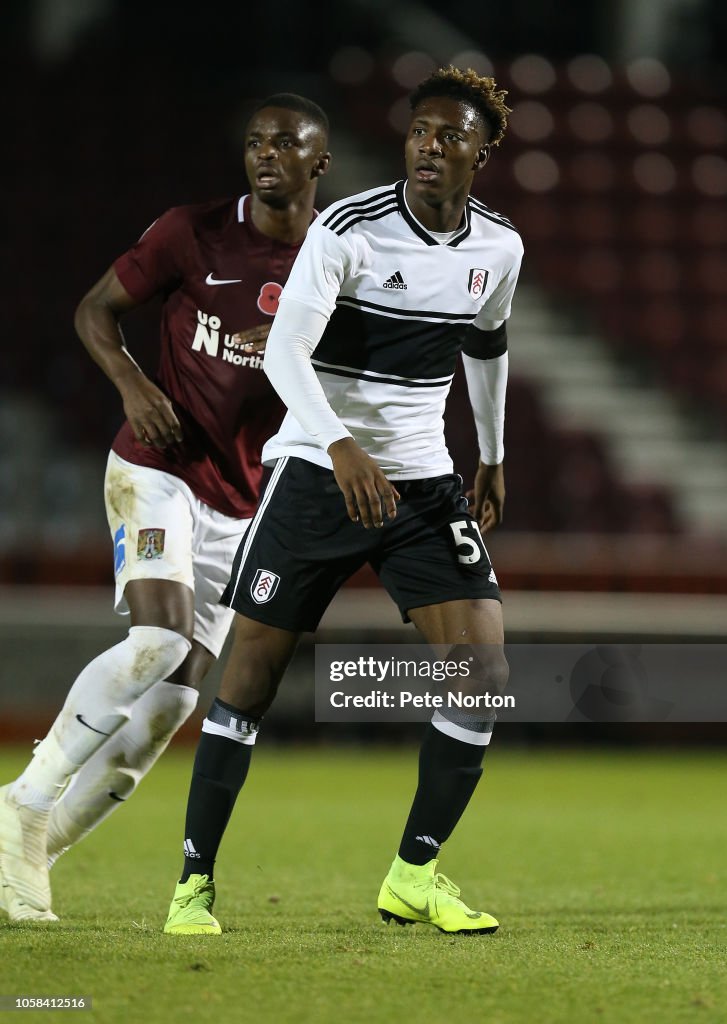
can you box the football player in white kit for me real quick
[163,67,522,937]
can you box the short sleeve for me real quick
[113,207,188,303]
[473,237,524,328]
[278,218,354,319]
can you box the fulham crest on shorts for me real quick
[251,569,280,604]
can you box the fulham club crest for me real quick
[468,268,489,299]
[250,568,281,604]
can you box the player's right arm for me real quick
[74,267,182,448]
[262,220,398,529]
[264,298,399,529]
[75,208,192,447]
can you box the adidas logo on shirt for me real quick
[383,271,407,290]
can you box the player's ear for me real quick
[473,144,490,172]
[312,152,331,179]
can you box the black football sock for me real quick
[180,702,259,882]
[397,723,488,866]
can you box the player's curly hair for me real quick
[409,67,511,146]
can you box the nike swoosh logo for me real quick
[205,273,242,286]
[387,885,429,917]
[75,714,111,736]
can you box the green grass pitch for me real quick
[1,745,725,1024]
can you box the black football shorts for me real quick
[221,456,501,632]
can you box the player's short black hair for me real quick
[409,67,511,146]
[251,93,329,142]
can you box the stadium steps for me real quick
[509,285,727,536]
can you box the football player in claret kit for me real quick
[0,95,331,923]
[163,67,523,936]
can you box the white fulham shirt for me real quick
[262,180,523,479]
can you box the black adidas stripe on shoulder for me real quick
[469,196,515,223]
[329,200,399,236]
[469,198,519,234]
[322,188,397,231]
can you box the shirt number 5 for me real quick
[448,519,486,564]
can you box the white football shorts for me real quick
[104,450,249,658]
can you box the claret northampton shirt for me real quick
[113,195,310,518]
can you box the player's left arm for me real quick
[464,238,524,532]
[462,320,508,533]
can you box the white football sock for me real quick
[47,681,198,860]
[11,627,190,809]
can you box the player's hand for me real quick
[231,324,271,354]
[473,461,505,533]
[328,437,400,529]
[118,375,183,448]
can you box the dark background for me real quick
[2,0,726,740]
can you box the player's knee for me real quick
[221,620,292,712]
[487,650,510,694]
[469,648,509,696]
[220,674,280,718]
[126,626,192,686]
[167,650,215,689]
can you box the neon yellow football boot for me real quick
[378,855,498,934]
[163,874,222,935]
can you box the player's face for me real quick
[245,108,329,205]
[405,97,490,206]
